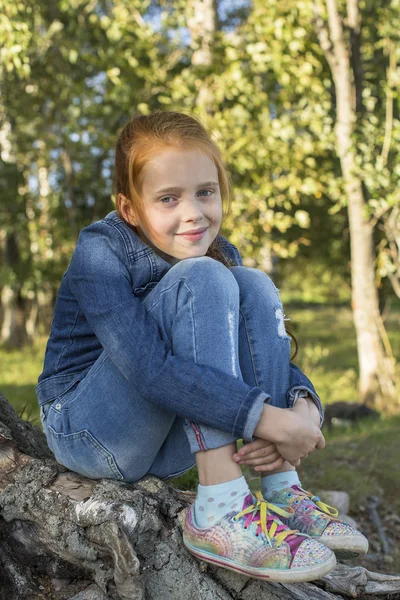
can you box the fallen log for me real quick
[0,392,399,600]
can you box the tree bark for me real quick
[0,233,28,349]
[1,392,400,600]
[312,0,398,412]
[186,0,217,114]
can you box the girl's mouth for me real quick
[178,227,208,241]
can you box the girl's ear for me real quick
[117,193,137,226]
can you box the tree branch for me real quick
[381,39,396,165]
[346,0,364,113]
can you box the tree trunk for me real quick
[0,231,29,349]
[0,285,28,349]
[313,0,398,412]
[186,0,217,114]
[1,392,400,600]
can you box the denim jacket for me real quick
[36,210,323,441]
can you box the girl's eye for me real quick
[159,190,214,204]
[160,196,176,204]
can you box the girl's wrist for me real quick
[253,404,291,444]
[304,395,321,427]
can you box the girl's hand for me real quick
[253,400,325,466]
[232,439,285,473]
[276,399,325,465]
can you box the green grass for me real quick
[288,305,400,406]
[0,336,47,424]
[299,415,400,511]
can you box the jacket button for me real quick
[55,403,62,410]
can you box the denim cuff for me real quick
[287,386,324,427]
[242,392,271,443]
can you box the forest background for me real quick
[0,0,400,571]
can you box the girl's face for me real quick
[133,147,223,264]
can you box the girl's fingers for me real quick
[238,451,281,466]
[235,439,275,458]
[254,456,285,473]
[237,447,278,462]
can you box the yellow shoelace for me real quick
[233,491,299,547]
[296,489,339,517]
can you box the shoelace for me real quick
[293,488,339,517]
[233,491,299,547]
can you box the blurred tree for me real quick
[312,0,398,409]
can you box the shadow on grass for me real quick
[1,384,40,425]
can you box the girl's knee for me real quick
[230,266,281,305]
[171,256,239,294]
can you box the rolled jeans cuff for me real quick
[242,392,271,443]
[287,386,324,427]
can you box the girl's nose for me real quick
[183,198,204,222]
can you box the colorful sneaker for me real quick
[266,485,369,560]
[182,491,336,582]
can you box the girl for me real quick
[37,111,367,583]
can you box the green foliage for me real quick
[0,0,399,327]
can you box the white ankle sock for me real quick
[261,470,301,498]
[194,475,250,528]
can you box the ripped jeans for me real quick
[40,258,319,483]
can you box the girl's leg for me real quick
[147,261,303,482]
[141,257,244,485]
[41,352,196,482]
[227,268,369,558]
[230,266,296,477]
[154,262,337,578]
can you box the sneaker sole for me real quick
[319,535,369,560]
[183,538,337,582]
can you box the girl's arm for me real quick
[68,222,270,441]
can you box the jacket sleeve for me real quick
[68,223,270,440]
[215,235,243,266]
[286,362,324,427]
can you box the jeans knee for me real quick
[231,266,281,305]
[171,256,239,298]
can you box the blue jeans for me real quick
[40,259,299,483]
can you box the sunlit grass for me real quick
[289,306,400,406]
[0,336,47,424]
